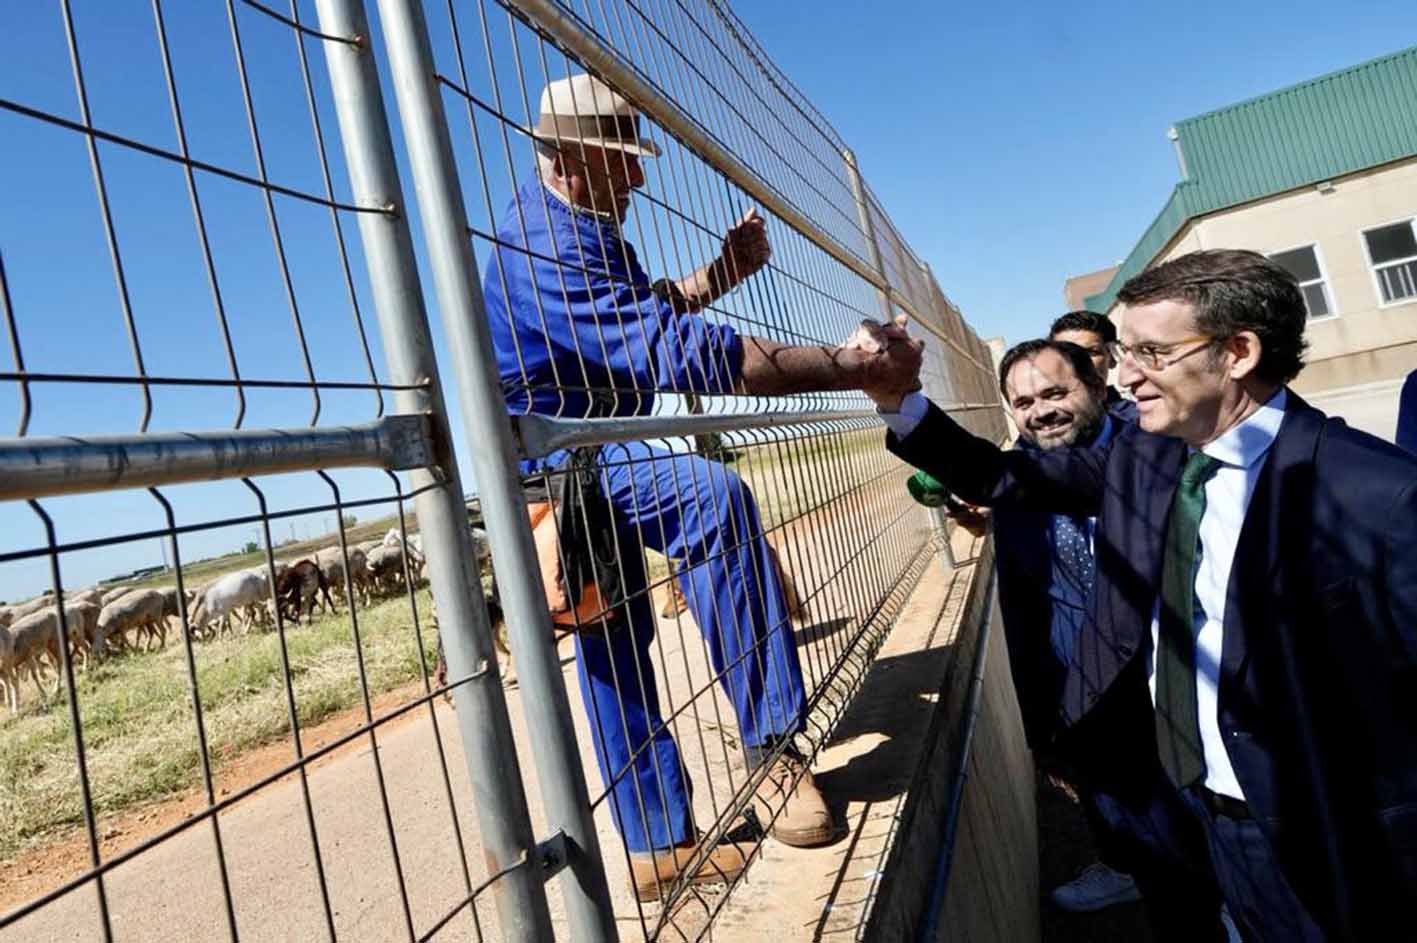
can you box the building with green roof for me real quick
[1082,44,1417,439]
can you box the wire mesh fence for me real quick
[0,2,549,940]
[399,0,1006,938]
[1,1,1004,941]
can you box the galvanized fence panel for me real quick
[0,2,548,940]
[374,0,1006,939]
[1,1,1004,941]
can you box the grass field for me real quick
[0,588,439,862]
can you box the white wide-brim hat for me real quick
[532,73,661,158]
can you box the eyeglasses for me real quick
[1106,336,1216,370]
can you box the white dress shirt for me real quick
[878,390,930,439]
[1148,389,1287,801]
[881,387,1291,800]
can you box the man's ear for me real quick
[1224,330,1263,381]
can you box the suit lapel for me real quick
[1221,392,1325,683]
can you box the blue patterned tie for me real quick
[1052,515,1095,597]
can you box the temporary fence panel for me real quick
[370,0,1006,940]
[0,2,550,941]
[0,1,1005,942]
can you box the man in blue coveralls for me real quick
[481,73,920,901]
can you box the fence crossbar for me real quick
[0,415,433,500]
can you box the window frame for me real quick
[1267,240,1338,321]
[1359,216,1417,310]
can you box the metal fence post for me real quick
[312,1,554,938]
[842,148,894,322]
[370,1,619,940]
[845,149,957,567]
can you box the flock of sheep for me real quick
[0,530,427,715]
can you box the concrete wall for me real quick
[864,539,1040,942]
[1107,156,1417,441]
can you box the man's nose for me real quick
[1118,353,1144,390]
[628,158,645,189]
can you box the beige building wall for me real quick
[1106,155,1417,440]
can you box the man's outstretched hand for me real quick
[720,207,771,281]
[842,315,923,410]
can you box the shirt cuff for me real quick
[877,391,929,438]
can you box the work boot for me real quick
[629,838,748,902]
[752,750,837,847]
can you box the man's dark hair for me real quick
[1116,249,1308,384]
[997,339,1104,398]
[1048,310,1117,345]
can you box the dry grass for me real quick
[0,589,438,862]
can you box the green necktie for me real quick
[1155,450,1222,788]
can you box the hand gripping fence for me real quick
[0,2,1005,941]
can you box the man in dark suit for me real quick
[987,339,1229,935]
[866,250,1417,942]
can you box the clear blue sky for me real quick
[736,0,1417,344]
[2,1,1415,601]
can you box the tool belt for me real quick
[526,447,623,630]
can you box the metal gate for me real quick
[0,2,1004,941]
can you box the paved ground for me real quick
[1,515,943,942]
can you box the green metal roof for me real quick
[1086,44,1417,313]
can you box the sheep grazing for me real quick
[63,602,102,671]
[314,546,372,609]
[365,544,408,596]
[100,586,135,607]
[2,608,65,709]
[95,590,167,658]
[8,595,53,622]
[190,570,270,637]
[0,625,13,713]
[67,588,104,609]
[274,560,333,625]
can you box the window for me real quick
[1268,244,1333,318]
[1363,219,1417,305]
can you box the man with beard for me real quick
[947,339,1227,938]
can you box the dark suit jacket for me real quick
[888,391,1417,941]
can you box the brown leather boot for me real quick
[629,839,748,902]
[752,752,837,847]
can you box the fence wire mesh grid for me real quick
[0,1,1004,941]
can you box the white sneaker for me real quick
[1220,904,1242,942]
[1049,862,1142,912]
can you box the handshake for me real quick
[841,315,925,411]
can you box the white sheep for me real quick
[315,546,372,608]
[2,608,64,709]
[95,590,166,657]
[190,570,269,637]
[7,596,53,622]
[100,586,135,607]
[63,602,102,671]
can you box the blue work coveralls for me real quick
[481,180,806,852]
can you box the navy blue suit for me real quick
[888,392,1417,941]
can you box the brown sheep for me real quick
[274,560,333,625]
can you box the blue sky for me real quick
[736,0,1417,344]
[1,1,1415,601]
